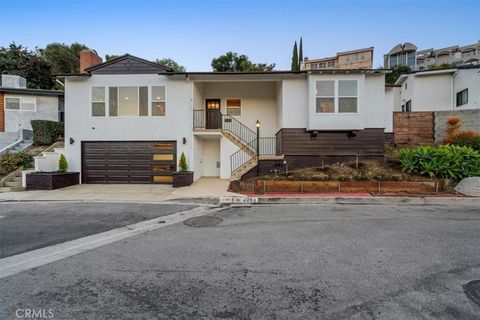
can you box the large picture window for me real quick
[5,97,36,111]
[315,80,358,114]
[91,87,105,117]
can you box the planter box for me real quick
[26,172,79,190]
[172,171,194,188]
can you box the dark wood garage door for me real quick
[82,141,176,184]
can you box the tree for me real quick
[298,37,303,68]
[156,58,186,72]
[42,42,89,74]
[0,43,54,89]
[211,51,275,72]
[385,65,411,85]
[105,54,119,62]
[291,41,299,71]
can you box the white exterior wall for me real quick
[413,75,452,111]
[306,74,386,130]
[454,68,480,110]
[281,78,308,128]
[220,136,238,179]
[384,87,400,132]
[4,94,58,132]
[64,74,192,179]
[201,81,279,137]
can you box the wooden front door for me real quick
[206,99,221,129]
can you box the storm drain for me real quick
[183,216,223,227]
[463,280,480,306]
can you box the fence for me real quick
[393,112,434,145]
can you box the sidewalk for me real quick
[0,177,243,203]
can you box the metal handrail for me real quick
[230,137,276,174]
[222,114,257,147]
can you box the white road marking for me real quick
[0,206,220,279]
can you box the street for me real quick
[1,203,480,319]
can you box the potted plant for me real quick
[26,154,80,190]
[172,152,194,187]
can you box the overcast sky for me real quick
[1,0,479,70]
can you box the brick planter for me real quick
[26,172,79,190]
[172,171,194,188]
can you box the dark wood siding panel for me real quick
[90,57,167,74]
[82,141,176,184]
[279,128,385,156]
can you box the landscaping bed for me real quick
[231,158,452,194]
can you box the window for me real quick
[151,86,166,116]
[338,80,358,113]
[91,87,105,116]
[315,80,358,114]
[405,100,412,112]
[107,86,148,117]
[226,99,241,116]
[456,89,468,107]
[5,97,36,111]
[315,81,335,113]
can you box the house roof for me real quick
[83,54,173,74]
[162,69,390,79]
[0,87,64,96]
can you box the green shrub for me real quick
[58,154,68,173]
[0,151,33,174]
[451,135,480,151]
[31,120,64,145]
[178,152,188,171]
[398,144,480,180]
[311,173,330,181]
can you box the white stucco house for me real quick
[0,75,64,150]
[61,50,391,184]
[392,65,480,112]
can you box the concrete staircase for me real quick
[0,168,24,192]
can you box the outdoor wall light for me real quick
[348,130,358,140]
[183,137,187,145]
[256,120,260,128]
[69,137,75,145]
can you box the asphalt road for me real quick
[0,202,195,258]
[1,203,480,319]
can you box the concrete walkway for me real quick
[0,177,242,203]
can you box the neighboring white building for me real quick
[393,66,480,112]
[61,51,390,184]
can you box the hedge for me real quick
[31,120,64,145]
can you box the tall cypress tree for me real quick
[298,37,303,69]
[291,41,298,71]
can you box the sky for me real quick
[1,0,479,71]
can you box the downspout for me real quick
[451,70,458,110]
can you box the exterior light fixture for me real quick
[69,137,75,145]
[183,137,187,145]
[256,120,260,128]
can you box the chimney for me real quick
[79,50,102,73]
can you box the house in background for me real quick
[384,41,480,70]
[303,47,374,70]
[0,75,64,150]
[392,65,480,112]
[60,50,389,185]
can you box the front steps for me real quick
[0,168,24,193]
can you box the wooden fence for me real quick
[393,112,434,146]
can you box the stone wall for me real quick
[434,109,480,143]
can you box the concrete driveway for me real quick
[1,204,479,319]
[0,177,241,202]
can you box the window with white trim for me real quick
[5,97,36,111]
[315,80,358,114]
[226,99,241,116]
[456,89,468,107]
[91,87,106,116]
[151,86,166,116]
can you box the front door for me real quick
[206,99,221,129]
